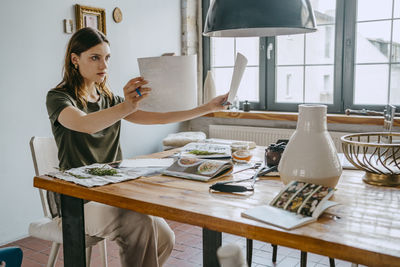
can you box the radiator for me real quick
[209,125,349,153]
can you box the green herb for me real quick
[56,168,90,179]
[57,166,120,179]
[188,150,223,156]
[86,167,118,176]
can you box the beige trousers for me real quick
[84,201,175,267]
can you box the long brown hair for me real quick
[56,27,113,108]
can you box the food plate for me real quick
[180,142,231,159]
[197,161,223,175]
[177,157,203,167]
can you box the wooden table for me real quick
[33,148,400,267]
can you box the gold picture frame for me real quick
[75,4,106,34]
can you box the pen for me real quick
[136,88,142,97]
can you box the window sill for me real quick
[204,110,400,127]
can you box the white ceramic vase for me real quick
[203,70,216,103]
[278,104,342,188]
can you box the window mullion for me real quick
[266,37,282,111]
[202,0,211,84]
[341,0,357,111]
[387,0,395,103]
[303,34,306,103]
[331,0,346,113]
[259,37,267,110]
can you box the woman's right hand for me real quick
[123,77,151,112]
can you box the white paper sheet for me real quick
[137,55,198,112]
[47,163,143,187]
[226,52,248,104]
[119,158,174,168]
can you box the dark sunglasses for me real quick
[209,165,277,193]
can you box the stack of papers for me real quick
[47,159,174,187]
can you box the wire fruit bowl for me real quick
[341,132,400,186]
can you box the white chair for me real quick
[217,243,248,267]
[29,136,108,267]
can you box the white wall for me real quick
[0,0,183,245]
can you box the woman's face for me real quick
[71,42,110,86]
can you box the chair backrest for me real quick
[29,136,59,218]
[30,137,59,176]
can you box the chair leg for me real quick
[246,238,253,267]
[99,240,108,267]
[86,246,93,267]
[46,242,60,267]
[300,251,307,267]
[329,257,335,267]
[272,244,278,263]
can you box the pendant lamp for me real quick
[203,0,317,37]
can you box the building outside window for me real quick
[203,0,400,112]
[353,0,400,106]
[210,37,260,102]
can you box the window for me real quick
[203,0,400,112]
[209,37,260,102]
[353,0,400,106]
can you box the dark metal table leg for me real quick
[246,238,253,267]
[300,251,307,267]
[203,228,221,267]
[329,257,335,267]
[272,244,278,263]
[61,194,86,267]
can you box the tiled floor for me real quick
[2,220,362,267]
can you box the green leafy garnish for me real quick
[86,167,118,176]
[188,150,223,155]
[56,168,90,179]
[57,166,120,179]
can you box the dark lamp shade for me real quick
[203,0,317,37]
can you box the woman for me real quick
[46,27,228,267]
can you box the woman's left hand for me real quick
[207,93,229,112]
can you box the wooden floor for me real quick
[1,220,363,267]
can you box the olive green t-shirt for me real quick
[46,87,125,170]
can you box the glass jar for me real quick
[231,142,252,163]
